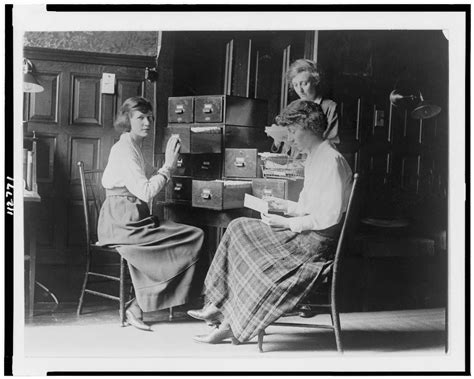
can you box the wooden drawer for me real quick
[163,125,222,154]
[195,96,223,123]
[224,125,272,150]
[224,148,261,178]
[191,154,222,179]
[166,177,192,204]
[194,95,268,127]
[192,179,252,210]
[168,96,194,123]
[251,178,304,202]
[174,154,192,177]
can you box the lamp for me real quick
[23,58,44,93]
[389,89,441,120]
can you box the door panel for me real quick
[27,73,60,123]
[71,74,102,126]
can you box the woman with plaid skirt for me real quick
[187,99,353,344]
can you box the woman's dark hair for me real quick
[276,99,327,139]
[114,96,153,133]
[286,59,322,90]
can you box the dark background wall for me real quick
[25,30,448,312]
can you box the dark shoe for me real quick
[298,305,317,318]
[192,326,239,345]
[187,306,222,326]
[125,309,152,331]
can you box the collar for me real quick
[314,95,323,105]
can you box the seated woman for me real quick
[187,99,353,344]
[287,58,340,144]
[98,96,204,331]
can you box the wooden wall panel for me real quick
[401,154,421,193]
[69,137,100,182]
[71,74,102,126]
[339,97,361,141]
[27,72,59,123]
[36,135,56,183]
[36,197,55,248]
[66,199,99,247]
[116,79,145,114]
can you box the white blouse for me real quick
[286,140,353,233]
[102,132,170,203]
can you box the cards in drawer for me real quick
[224,148,261,178]
[192,179,252,210]
[163,125,222,154]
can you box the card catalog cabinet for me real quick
[164,95,269,206]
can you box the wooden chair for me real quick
[76,161,132,326]
[257,173,363,353]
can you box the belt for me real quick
[105,188,137,201]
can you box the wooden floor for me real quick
[23,302,446,359]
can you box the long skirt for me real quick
[98,194,204,312]
[204,217,336,342]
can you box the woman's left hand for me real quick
[260,213,290,229]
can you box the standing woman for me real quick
[187,100,352,344]
[287,59,340,144]
[98,96,204,331]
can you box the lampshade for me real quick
[389,89,441,120]
[23,58,44,93]
[410,92,442,119]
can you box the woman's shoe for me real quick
[192,326,239,345]
[187,305,222,326]
[125,309,152,331]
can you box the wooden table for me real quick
[24,190,41,318]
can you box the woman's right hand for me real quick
[164,135,181,169]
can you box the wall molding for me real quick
[23,46,156,68]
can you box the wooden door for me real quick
[24,48,156,300]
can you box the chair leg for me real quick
[119,258,126,327]
[257,329,265,353]
[77,254,92,316]
[169,307,174,321]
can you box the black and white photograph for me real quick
[5,4,468,375]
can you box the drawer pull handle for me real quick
[234,157,246,167]
[203,104,213,113]
[201,161,210,170]
[177,158,184,168]
[173,183,183,192]
[201,189,212,200]
[175,105,184,114]
[263,189,273,197]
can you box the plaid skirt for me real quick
[204,217,336,342]
[98,194,204,312]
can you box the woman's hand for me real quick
[265,196,288,213]
[164,135,181,169]
[260,213,290,229]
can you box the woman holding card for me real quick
[187,99,352,344]
[97,96,204,331]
